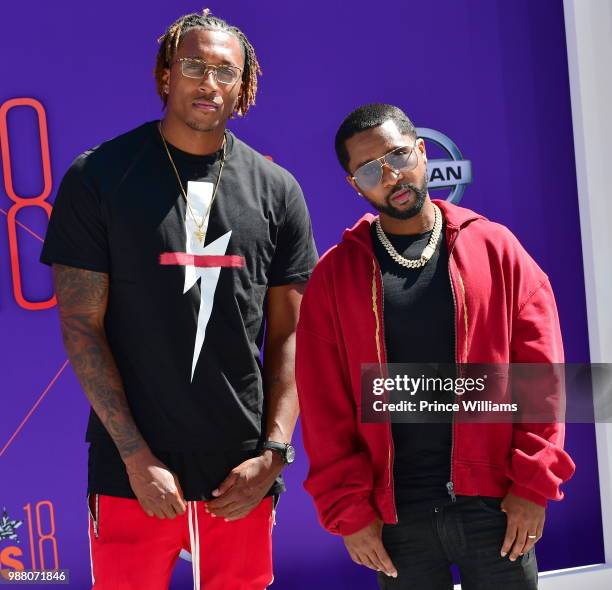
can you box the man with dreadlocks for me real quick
[41,9,317,590]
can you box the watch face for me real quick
[285,445,296,464]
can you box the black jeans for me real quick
[378,496,538,590]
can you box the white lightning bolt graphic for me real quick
[183,181,231,381]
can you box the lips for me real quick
[390,188,412,205]
[192,100,219,111]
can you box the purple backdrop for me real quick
[0,0,603,587]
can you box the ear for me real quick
[233,91,243,114]
[161,68,171,94]
[418,137,427,162]
[347,175,363,196]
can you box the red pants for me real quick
[87,494,274,590]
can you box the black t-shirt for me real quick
[41,121,318,500]
[371,222,455,509]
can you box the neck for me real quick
[379,196,435,235]
[160,113,226,155]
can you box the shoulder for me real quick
[304,243,341,289]
[460,216,546,281]
[463,217,528,253]
[230,134,303,196]
[65,122,157,189]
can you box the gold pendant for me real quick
[195,229,205,243]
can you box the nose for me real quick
[198,69,219,92]
[381,162,403,188]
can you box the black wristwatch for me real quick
[261,441,296,465]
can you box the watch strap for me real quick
[261,441,290,463]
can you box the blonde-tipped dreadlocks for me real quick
[154,8,261,116]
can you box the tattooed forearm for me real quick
[53,264,147,460]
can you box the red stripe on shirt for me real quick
[159,252,245,268]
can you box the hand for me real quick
[500,492,545,561]
[206,451,283,521]
[343,518,398,578]
[124,448,186,519]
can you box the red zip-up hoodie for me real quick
[296,199,575,536]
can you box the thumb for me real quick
[140,501,154,518]
[376,544,398,578]
[212,472,238,497]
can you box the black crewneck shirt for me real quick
[371,221,455,509]
[41,121,318,500]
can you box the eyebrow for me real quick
[183,55,237,67]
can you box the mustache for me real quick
[193,94,223,105]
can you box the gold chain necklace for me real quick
[158,122,227,244]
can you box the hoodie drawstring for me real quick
[187,501,200,590]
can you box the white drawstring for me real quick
[87,504,95,586]
[194,501,200,587]
[187,501,201,590]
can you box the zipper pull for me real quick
[446,481,457,502]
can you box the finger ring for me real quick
[528,535,537,539]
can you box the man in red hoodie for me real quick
[296,104,575,589]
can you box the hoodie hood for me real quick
[340,199,486,252]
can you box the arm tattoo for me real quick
[53,264,146,460]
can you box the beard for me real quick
[365,170,429,220]
[185,118,219,133]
